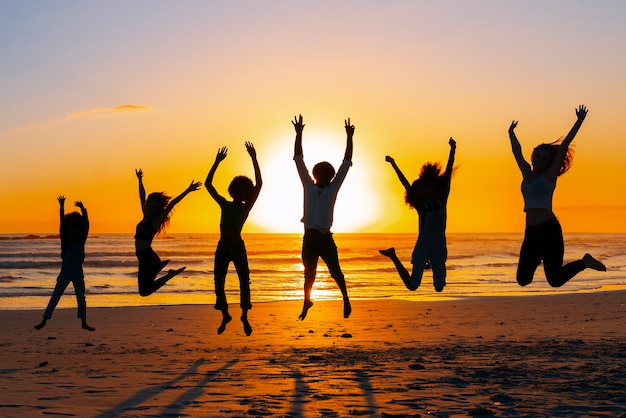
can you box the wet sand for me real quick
[1,291,625,417]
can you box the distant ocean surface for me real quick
[0,233,624,311]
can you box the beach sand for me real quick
[1,291,625,417]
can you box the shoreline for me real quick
[3,285,625,312]
[2,291,625,416]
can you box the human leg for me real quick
[541,219,585,287]
[232,242,253,335]
[430,238,448,292]
[213,244,232,334]
[213,245,230,312]
[137,248,162,296]
[43,271,71,320]
[516,225,542,286]
[241,307,252,336]
[319,234,351,318]
[232,242,251,311]
[72,270,87,320]
[35,269,71,330]
[409,241,430,290]
[379,247,415,290]
[300,233,319,320]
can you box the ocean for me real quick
[0,233,624,311]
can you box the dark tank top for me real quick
[135,220,156,242]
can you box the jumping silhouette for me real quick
[134,169,201,296]
[380,138,456,292]
[508,104,605,287]
[35,196,95,331]
[205,142,262,336]
[292,114,353,320]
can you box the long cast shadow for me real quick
[286,368,309,417]
[285,365,379,417]
[95,357,238,417]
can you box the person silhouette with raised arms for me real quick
[292,114,353,320]
[35,196,95,331]
[508,104,605,287]
[134,169,201,296]
[380,137,456,292]
[205,142,262,336]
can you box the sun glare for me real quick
[248,135,382,233]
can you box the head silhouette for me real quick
[62,212,87,242]
[312,162,335,188]
[532,141,574,176]
[228,176,255,202]
[145,192,172,234]
[405,162,444,208]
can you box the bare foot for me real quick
[343,298,352,319]
[34,319,47,330]
[378,248,396,258]
[218,313,232,334]
[298,300,314,320]
[159,259,170,272]
[163,267,186,283]
[241,316,253,336]
[583,254,606,271]
[82,320,96,332]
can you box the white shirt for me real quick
[294,155,352,232]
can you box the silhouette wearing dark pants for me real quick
[206,142,262,336]
[134,169,201,296]
[508,104,605,287]
[380,138,456,293]
[517,218,585,287]
[35,196,94,331]
[292,114,354,320]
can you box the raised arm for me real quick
[57,195,65,231]
[445,137,456,176]
[135,169,146,212]
[75,201,89,236]
[442,137,457,197]
[547,105,587,177]
[344,118,354,162]
[385,156,412,192]
[508,120,532,177]
[293,114,304,158]
[245,141,262,209]
[160,180,202,222]
[205,147,228,204]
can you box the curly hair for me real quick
[228,176,255,201]
[404,162,446,208]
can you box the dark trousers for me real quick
[302,229,348,297]
[136,247,167,296]
[214,239,251,310]
[517,218,584,287]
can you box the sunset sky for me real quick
[2,1,626,234]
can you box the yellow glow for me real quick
[2,3,626,235]
[249,134,383,233]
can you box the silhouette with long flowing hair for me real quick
[35,196,95,331]
[508,104,605,287]
[205,142,262,336]
[292,114,353,320]
[380,138,456,292]
[134,170,201,296]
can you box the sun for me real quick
[248,134,382,233]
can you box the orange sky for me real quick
[2,2,626,234]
